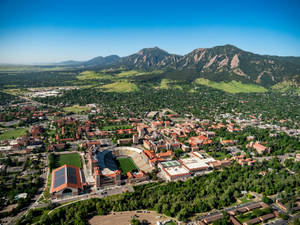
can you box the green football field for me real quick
[117,157,139,175]
[0,127,28,140]
[56,153,82,168]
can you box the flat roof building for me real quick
[159,160,190,181]
[180,153,209,173]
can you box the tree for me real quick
[131,217,141,225]
[177,208,189,222]
[278,213,289,220]
[290,218,300,225]
[262,194,273,204]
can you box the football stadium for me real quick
[88,146,152,188]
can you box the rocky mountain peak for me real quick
[62,44,300,87]
[137,47,169,56]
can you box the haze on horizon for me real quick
[0,0,299,64]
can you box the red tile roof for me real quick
[157,151,174,158]
[51,164,83,194]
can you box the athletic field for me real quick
[117,157,139,175]
[56,153,82,168]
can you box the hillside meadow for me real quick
[195,78,267,93]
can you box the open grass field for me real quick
[102,80,139,92]
[116,70,163,78]
[55,153,82,168]
[238,195,254,204]
[236,212,254,223]
[271,81,300,93]
[195,78,267,93]
[102,124,132,131]
[165,221,177,225]
[64,105,90,113]
[2,88,26,96]
[117,157,139,175]
[160,79,171,89]
[0,127,28,140]
[236,207,273,223]
[159,79,183,90]
[77,71,113,80]
[116,70,141,77]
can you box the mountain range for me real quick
[58,45,300,87]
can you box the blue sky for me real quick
[0,0,299,64]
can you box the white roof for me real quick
[181,156,209,170]
[15,193,28,200]
[161,160,181,168]
[192,151,204,159]
[202,158,216,163]
[0,146,12,151]
[192,151,216,163]
[101,167,116,175]
[9,140,18,145]
[164,165,189,176]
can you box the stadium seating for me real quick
[113,147,153,173]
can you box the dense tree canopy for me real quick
[17,159,299,225]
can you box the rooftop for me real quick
[163,165,189,177]
[51,164,83,193]
[180,154,209,171]
[161,160,181,168]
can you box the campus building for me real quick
[50,164,83,198]
[179,153,210,174]
[158,160,190,181]
[88,145,121,188]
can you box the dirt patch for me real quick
[0,204,18,213]
[89,210,175,225]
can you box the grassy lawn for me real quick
[116,70,141,77]
[55,153,82,168]
[236,212,254,223]
[159,79,183,90]
[165,221,177,225]
[64,105,90,113]
[39,172,51,203]
[207,151,231,160]
[76,70,113,80]
[238,195,253,204]
[116,70,163,78]
[117,157,139,175]
[272,81,300,93]
[2,88,26,96]
[102,124,132,131]
[195,78,267,93]
[102,80,139,92]
[0,127,28,140]
[236,207,273,223]
[77,70,163,80]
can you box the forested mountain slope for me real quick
[69,45,300,87]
